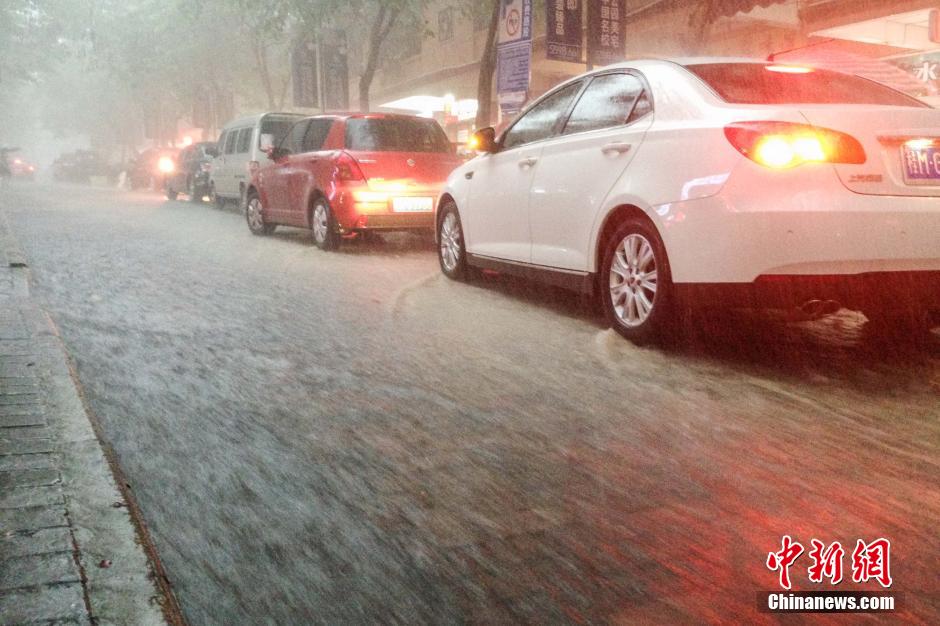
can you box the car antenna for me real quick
[767,38,836,63]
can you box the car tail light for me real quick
[764,65,814,74]
[724,122,866,169]
[334,152,366,182]
[248,161,260,176]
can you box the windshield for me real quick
[687,63,929,107]
[345,117,451,152]
[260,117,301,149]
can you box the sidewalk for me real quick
[0,208,171,625]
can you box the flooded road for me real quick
[3,183,938,624]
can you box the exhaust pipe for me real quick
[798,299,841,319]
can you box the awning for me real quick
[629,0,788,21]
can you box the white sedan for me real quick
[436,58,940,343]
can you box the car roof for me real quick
[222,112,305,129]
[299,112,439,121]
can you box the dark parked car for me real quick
[164,142,217,202]
[52,150,112,183]
[127,148,179,190]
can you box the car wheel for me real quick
[211,184,224,209]
[246,193,275,236]
[311,199,340,251]
[188,177,201,203]
[600,219,675,345]
[438,202,469,280]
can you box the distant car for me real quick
[128,148,179,191]
[210,113,303,209]
[9,156,35,180]
[164,142,218,202]
[245,113,463,249]
[439,58,940,343]
[52,150,112,183]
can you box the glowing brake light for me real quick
[157,156,175,174]
[765,65,814,74]
[724,122,866,169]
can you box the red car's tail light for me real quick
[724,121,866,169]
[334,152,366,182]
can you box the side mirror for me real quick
[259,133,275,152]
[267,147,290,162]
[468,128,497,153]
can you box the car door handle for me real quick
[518,157,538,168]
[601,142,633,156]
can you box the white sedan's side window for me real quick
[502,81,583,151]
[563,73,648,136]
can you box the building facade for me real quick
[335,0,940,141]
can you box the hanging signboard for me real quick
[497,0,533,117]
[547,0,583,63]
[587,0,625,67]
[498,0,533,46]
[497,43,532,96]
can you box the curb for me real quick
[0,202,184,625]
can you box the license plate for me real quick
[392,197,433,213]
[901,144,940,185]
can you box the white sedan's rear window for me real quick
[686,63,928,108]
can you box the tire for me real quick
[165,186,178,201]
[246,192,275,236]
[188,177,201,203]
[210,184,225,209]
[437,201,469,280]
[311,198,340,251]
[599,219,675,345]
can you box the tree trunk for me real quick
[253,38,277,110]
[474,0,500,129]
[359,5,398,112]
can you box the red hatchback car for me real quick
[246,113,462,249]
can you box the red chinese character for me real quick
[767,535,804,590]
[807,539,844,585]
[851,538,893,588]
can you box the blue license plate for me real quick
[901,145,940,184]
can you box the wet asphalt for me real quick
[2,182,938,625]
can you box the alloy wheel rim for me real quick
[247,198,263,230]
[439,212,461,272]
[313,205,328,242]
[609,233,658,328]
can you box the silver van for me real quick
[210,112,303,208]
